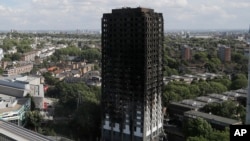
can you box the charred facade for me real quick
[101,7,164,141]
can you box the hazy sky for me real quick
[0,0,249,30]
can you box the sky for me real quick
[0,0,249,31]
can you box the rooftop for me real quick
[0,120,54,141]
[0,97,29,114]
[0,75,38,83]
[184,110,242,125]
[111,7,154,14]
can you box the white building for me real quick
[0,94,30,126]
[0,75,45,109]
[0,48,3,61]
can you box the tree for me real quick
[25,94,36,111]
[164,66,178,76]
[183,117,213,138]
[197,81,212,96]
[232,73,247,81]
[164,81,191,100]
[208,81,227,93]
[25,111,42,131]
[187,128,229,141]
[80,48,101,62]
[188,85,201,98]
[201,100,246,121]
[48,82,101,140]
[54,46,81,58]
[214,77,231,89]
[69,100,101,140]
[11,53,21,61]
[193,52,208,63]
[208,129,229,141]
[187,136,208,141]
[231,73,248,90]
[231,52,246,64]
[42,72,59,85]
[0,67,3,75]
[231,79,248,90]
[162,91,182,106]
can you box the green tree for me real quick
[48,82,101,140]
[187,136,208,141]
[42,72,59,85]
[162,91,182,106]
[214,77,232,89]
[231,73,248,90]
[208,129,229,141]
[80,48,101,62]
[231,52,246,64]
[188,85,201,97]
[0,67,3,75]
[25,111,42,131]
[201,100,245,121]
[11,53,21,61]
[208,81,227,93]
[164,82,191,99]
[193,52,208,62]
[197,81,212,96]
[183,118,213,138]
[232,73,247,81]
[25,94,36,111]
[69,100,101,140]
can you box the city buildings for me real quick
[0,75,45,109]
[217,44,231,62]
[2,61,33,76]
[101,7,164,141]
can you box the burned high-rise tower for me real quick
[101,7,164,141]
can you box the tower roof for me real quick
[111,7,154,14]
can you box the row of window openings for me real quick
[102,29,162,34]
[108,123,161,133]
[103,17,162,21]
[102,35,161,40]
[102,28,162,33]
[104,16,162,20]
[102,28,162,34]
[102,40,162,45]
[102,22,162,27]
[102,18,144,22]
[111,34,160,39]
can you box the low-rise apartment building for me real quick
[21,51,37,61]
[3,62,33,76]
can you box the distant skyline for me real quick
[0,0,249,31]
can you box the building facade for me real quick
[218,44,231,62]
[3,62,33,76]
[101,7,164,141]
[21,51,37,61]
[181,45,191,61]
